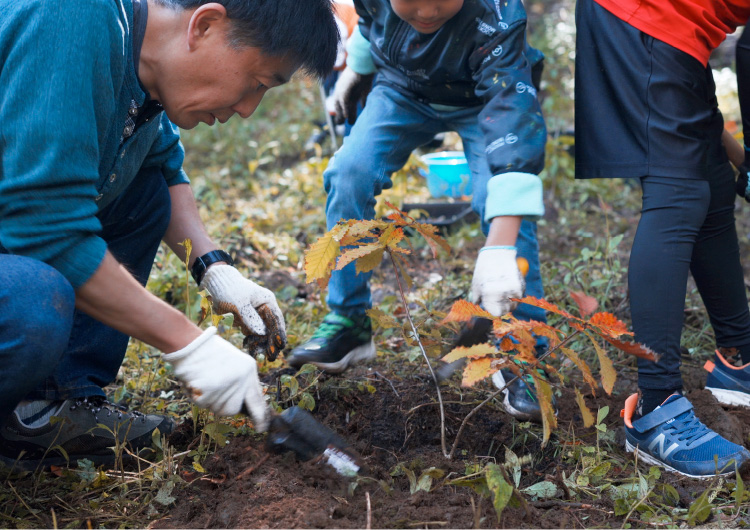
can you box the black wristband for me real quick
[191,250,234,285]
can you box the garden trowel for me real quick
[265,406,362,477]
[436,257,529,382]
[435,316,493,382]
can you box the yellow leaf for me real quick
[338,219,386,244]
[560,347,597,392]
[584,331,616,395]
[461,358,498,387]
[304,228,341,284]
[574,387,595,428]
[530,373,557,446]
[336,242,384,271]
[366,308,397,329]
[380,225,406,249]
[413,222,451,257]
[179,238,193,266]
[392,251,413,289]
[441,343,499,363]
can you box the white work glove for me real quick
[331,66,374,125]
[200,265,287,361]
[164,327,269,431]
[470,247,525,317]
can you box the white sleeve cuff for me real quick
[485,172,544,221]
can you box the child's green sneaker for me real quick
[287,313,375,374]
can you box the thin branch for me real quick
[373,371,400,398]
[388,250,449,458]
[448,329,582,459]
[365,491,372,530]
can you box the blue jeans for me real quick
[0,167,171,419]
[324,84,546,325]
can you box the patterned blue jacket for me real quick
[348,0,546,220]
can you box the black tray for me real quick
[401,201,478,233]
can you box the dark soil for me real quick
[151,355,750,529]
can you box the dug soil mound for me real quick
[152,358,750,529]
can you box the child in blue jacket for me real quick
[288,0,550,421]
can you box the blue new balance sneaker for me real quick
[622,393,750,478]
[704,350,750,408]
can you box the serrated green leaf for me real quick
[298,392,315,411]
[521,480,559,500]
[154,481,176,506]
[688,487,713,526]
[486,464,514,521]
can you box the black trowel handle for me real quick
[436,316,493,382]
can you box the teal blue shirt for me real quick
[0,0,189,288]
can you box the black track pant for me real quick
[632,170,750,390]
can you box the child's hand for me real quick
[470,247,525,317]
[331,66,374,125]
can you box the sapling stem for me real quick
[387,250,449,458]
[448,328,582,459]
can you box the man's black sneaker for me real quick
[491,368,556,423]
[287,313,375,374]
[0,397,174,471]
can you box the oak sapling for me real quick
[304,204,658,456]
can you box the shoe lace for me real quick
[665,412,709,447]
[68,397,147,423]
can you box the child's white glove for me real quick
[200,265,286,359]
[163,327,269,431]
[331,66,374,125]
[470,247,525,317]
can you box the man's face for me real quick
[390,0,464,34]
[153,8,298,129]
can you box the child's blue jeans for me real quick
[0,167,171,420]
[324,84,546,326]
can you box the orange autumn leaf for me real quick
[511,296,576,319]
[588,312,631,338]
[602,336,659,362]
[570,291,598,318]
[441,300,495,324]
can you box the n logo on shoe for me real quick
[648,434,679,460]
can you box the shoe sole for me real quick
[296,340,376,374]
[625,440,742,479]
[705,387,750,408]
[0,452,128,472]
[491,371,539,422]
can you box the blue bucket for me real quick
[420,151,472,198]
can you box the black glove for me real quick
[736,163,750,202]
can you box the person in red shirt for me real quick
[575,0,750,477]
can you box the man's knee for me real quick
[7,258,75,356]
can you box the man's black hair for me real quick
[153,0,339,78]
